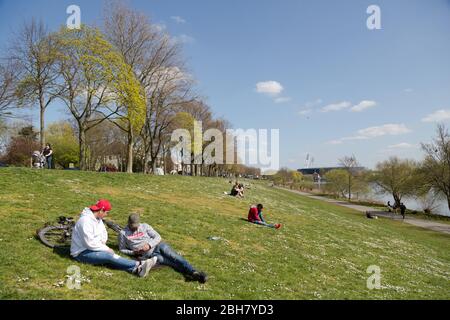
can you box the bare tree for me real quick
[421,124,450,210]
[178,100,232,176]
[0,61,18,119]
[86,119,127,171]
[104,2,195,173]
[10,19,60,149]
[143,66,194,173]
[339,155,360,201]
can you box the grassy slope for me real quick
[0,168,449,300]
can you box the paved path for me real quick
[277,187,450,235]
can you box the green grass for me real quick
[0,168,449,300]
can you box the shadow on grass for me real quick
[53,245,71,258]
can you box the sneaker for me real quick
[274,223,282,229]
[191,271,208,284]
[138,256,157,278]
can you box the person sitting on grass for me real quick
[230,182,239,196]
[70,199,157,278]
[366,211,378,219]
[237,183,245,197]
[247,204,281,229]
[118,213,208,284]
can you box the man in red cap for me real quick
[70,199,157,277]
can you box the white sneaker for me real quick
[138,256,158,278]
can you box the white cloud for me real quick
[171,16,186,24]
[404,88,413,93]
[327,124,412,145]
[256,81,284,96]
[356,124,411,138]
[274,97,291,104]
[350,100,377,112]
[298,109,312,116]
[387,143,417,149]
[321,101,351,112]
[320,100,377,113]
[422,109,450,123]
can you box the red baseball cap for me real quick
[90,199,112,212]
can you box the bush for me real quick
[0,126,39,167]
[46,122,79,168]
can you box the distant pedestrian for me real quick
[42,143,53,169]
[400,203,406,220]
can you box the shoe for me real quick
[274,223,282,229]
[138,256,157,277]
[191,271,208,284]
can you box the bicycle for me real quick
[37,216,123,249]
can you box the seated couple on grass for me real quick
[230,182,245,198]
[70,199,207,283]
[247,204,282,229]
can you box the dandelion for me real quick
[17,277,30,282]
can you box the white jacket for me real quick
[70,208,109,257]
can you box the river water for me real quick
[361,187,450,217]
[316,182,450,217]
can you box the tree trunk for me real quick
[393,193,401,207]
[152,158,157,174]
[348,175,352,201]
[78,127,86,171]
[39,93,45,150]
[143,151,150,174]
[126,131,134,173]
[162,144,167,175]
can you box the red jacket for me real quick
[248,206,260,222]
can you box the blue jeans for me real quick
[74,250,138,273]
[251,220,276,228]
[143,242,195,275]
[46,156,53,169]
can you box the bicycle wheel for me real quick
[37,225,71,248]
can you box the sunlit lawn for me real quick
[0,168,449,299]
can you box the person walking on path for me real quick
[400,203,407,220]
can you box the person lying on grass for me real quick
[70,199,157,278]
[248,204,281,229]
[118,213,208,284]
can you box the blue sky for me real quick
[1,0,450,169]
